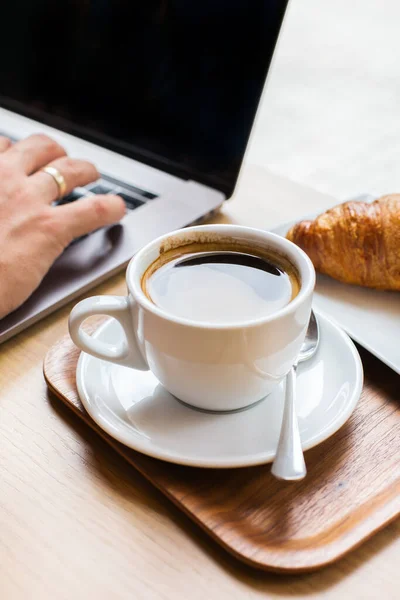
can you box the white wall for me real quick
[246,0,400,199]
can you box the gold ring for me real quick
[42,166,67,200]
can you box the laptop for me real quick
[0,1,289,343]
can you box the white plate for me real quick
[76,314,363,468]
[272,214,400,375]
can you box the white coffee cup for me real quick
[69,224,315,412]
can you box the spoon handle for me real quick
[271,365,307,481]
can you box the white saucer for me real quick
[76,313,363,468]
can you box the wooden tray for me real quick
[44,317,400,573]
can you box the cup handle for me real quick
[68,296,149,370]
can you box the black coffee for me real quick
[143,248,299,324]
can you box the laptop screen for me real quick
[0,1,288,197]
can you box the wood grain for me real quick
[44,316,400,573]
[2,166,400,599]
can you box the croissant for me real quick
[286,194,400,291]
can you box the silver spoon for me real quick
[271,310,319,481]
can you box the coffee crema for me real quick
[141,241,300,324]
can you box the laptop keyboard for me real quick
[56,173,157,211]
[0,130,158,211]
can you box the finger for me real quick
[27,156,99,203]
[7,133,66,174]
[55,194,126,241]
[0,136,12,152]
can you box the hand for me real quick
[0,134,126,318]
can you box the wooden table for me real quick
[1,164,399,600]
